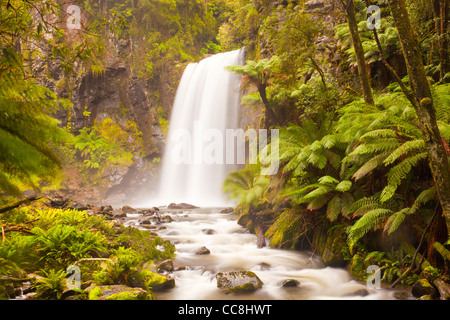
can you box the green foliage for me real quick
[222,164,269,212]
[227,56,279,87]
[93,247,141,285]
[71,117,143,178]
[0,46,71,196]
[33,268,68,300]
[265,209,310,249]
[32,224,107,268]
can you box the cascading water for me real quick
[156,49,244,207]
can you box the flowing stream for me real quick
[145,207,402,300]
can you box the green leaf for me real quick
[335,180,352,192]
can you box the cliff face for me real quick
[49,39,185,206]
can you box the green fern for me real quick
[348,208,393,245]
[380,152,428,202]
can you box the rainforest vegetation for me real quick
[1,0,449,300]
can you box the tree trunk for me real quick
[343,0,374,105]
[257,83,278,129]
[439,0,449,80]
[387,0,450,236]
[430,0,449,81]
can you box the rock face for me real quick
[216,271,263,294]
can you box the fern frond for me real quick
[411,186,436,211]
[352,151,390,181]
[383,139,425,166]
[383,207,411,235]
[349,139,400,157]
[380,152,428,202]
[348,208,392,245]
[359,129,397,140]
[347,196,382,217]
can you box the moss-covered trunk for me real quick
[388,0,450,236]
[344,0,374,105]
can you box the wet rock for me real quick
[122,205,136,213]
[282,279,300,287]
[131,270,175,292]
[394,291,411,300]
[216,271,263,294]
[340,287,370,297]
[156,259,174,273]
[258,262,271,271]
[168,203,199,209]
[202,229,216,235]
[68,201,88,211]
[195,246,211,255]
[219,207,234,214]
[139,217,153,225]
[412,279,437,298]
[45,195,69,208]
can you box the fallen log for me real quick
[0,196,42,214]
[434,278,450,300]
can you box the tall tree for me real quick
[430,0,449,81]
[340,0,374,105]
[387,0,450,236]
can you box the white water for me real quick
[152,49,243,207]
[150,207,405,300]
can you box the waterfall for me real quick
[156,49,244,207]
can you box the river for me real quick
[128,206,407,300]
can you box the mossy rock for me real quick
[216,271,263,294]
[84,285,151,300]
[411,279,437,298]
[321,227,347,267]
[237,212,251,227]
[0,286,8,300]
[132,269,175,292]
[348,254,366,281]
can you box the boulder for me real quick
[168,203,199,209]
[412,279,437,298]
[131,270,175,292]
[216,271,263,294]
